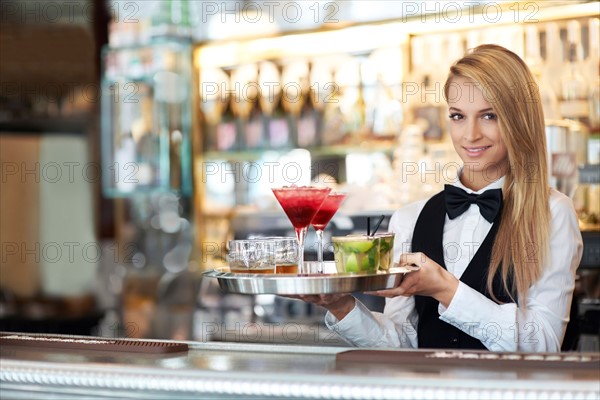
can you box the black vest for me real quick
[412,190,513,350]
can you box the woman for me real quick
[302,44,583,352]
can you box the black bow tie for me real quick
[444,184,503,223]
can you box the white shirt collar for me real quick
[453,168,505,194]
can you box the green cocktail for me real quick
[332,233,395,274]
[332,235,380,274]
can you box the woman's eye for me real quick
[482,113,497,120]
[448,113,463,120]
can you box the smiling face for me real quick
[447,76,509,190]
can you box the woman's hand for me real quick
[368,252,459,308]
[285,294,355,321]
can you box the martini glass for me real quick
[311,192,347,273]
[272,186,331,274]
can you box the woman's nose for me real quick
[464,120,483,141]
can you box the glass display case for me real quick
[101,40,193,197]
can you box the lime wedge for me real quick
[342,241,374,253]
[345,253,358,272]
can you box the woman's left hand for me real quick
[367,252,459,308]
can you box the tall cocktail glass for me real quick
[272,186,331,274]
[311,192,346,273]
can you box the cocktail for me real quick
[332,233,395,274]
[272,186,331,274]
[311,192,346,273]
[332,235,380,274]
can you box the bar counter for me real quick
[1,333,598,400]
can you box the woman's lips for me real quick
[463,145,491,156]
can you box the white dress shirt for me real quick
[325,177,583,352]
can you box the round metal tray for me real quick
[202,263,419,295]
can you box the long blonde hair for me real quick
[443,44,550,304]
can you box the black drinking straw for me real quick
[367,217,371,237]
[372,215,385,236]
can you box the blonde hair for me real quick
[443,44,550,304]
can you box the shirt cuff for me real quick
[439,281,474,320]
[324,298,384,347]
[324,297,360,331]
[438,281,466,315]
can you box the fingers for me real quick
[365,289,398,298]
[399,252,427,267]
[302,295,322,304]
[365,268,420,298]
[366,281,411,298]
[399,272,418,296]
[284,294,351,307]
[282,294,320,303]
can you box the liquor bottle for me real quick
[371,83,402,138]
[526,25,559,120]
[254,61,281,149]
[406,36,445,141]
[543,23,564,98]
[244,101,266,149]
[366,47,403,139]
[340,85,365,140]
[560,20,589,125]
[199,68,230,152]
[281,80,304,148]
[216,101,237,151]
[335,57,364,143]
[314,60,344,146]
[269,90,291,148]
[280,61,312,147]
[404,36,425,126]
[297,95,318,148]
[393,124,426,205]
[559,21,589,203]
[230,64,259,151]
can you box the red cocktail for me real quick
[272,186,331,274]
[312,192,347,273]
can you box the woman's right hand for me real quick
[286,294,356,321]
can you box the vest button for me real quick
[451,338,458,344]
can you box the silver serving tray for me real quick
[203,264,419,295]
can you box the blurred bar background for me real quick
[0,0,598,349]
